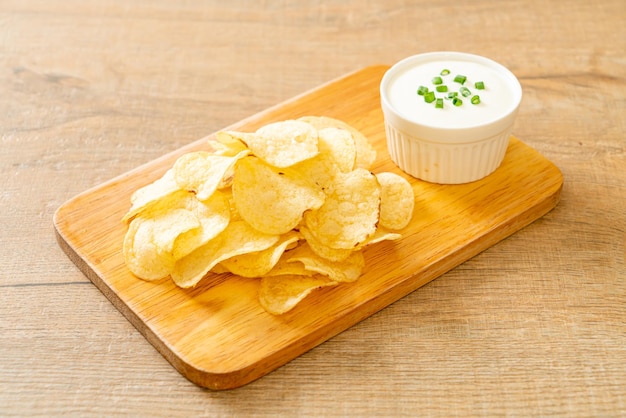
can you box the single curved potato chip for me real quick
[291,127,356,190]
[259,274,337,315]
[219,231,300,277]
[122,169,181,223]
[224,120,319,168]
[171,220,279,288]
[317,127,356,173]
[149,208,200,253]
[173,150,249,200]
[298,225,353,262]
[356,226,402,250]
[210,132,249,156]
[376,172,415,230]
[298,115,376,170]
[285,243,365,283]
[172,190,231,259]
[265,259,315,277]
[233,156,325,235]
[123,217,176,281]
[304,168,380,249]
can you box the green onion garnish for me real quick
[417,85,429,95]
[416,72,486,109]
[453,75,467,85]
[460,87,472,97]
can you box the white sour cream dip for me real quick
[381,52,522,138]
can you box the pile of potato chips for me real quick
[122,116,414,314]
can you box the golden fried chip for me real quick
[259,274,337,315]
[223,120,319,168]
[285,243,364,283]
[219,231,300,277]
[265,258,314,277]
[210,132,249,156]
[376,172,415,230]
[304,168,380,249]
[123,217,176,281]
[149,208,200,253]
[173,150,249,200]
[298,116,376,169]
[357,226,402,249]
[291,127,356,190]
[299,226,353,262]
[317,127,356,173]
[171,220,279,288]
[232,156,325,235]
[122,169,180,223]
[172,190,231,259]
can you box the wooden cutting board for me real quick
[54,65,563,390]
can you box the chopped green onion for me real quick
[453,74,467,85]
[417,85,429,95]
[416,72,487,109]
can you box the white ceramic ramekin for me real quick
[380,52,522,184]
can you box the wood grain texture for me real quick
[54,66,562,390]
[2,0,625,415]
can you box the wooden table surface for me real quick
[2,1,624,416]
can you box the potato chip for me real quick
[291,127,356,190]
[298,225,353,262]
[149,208,200,253]
[376,172,415,230]
[172,190,231,259]
[173,150,249,200]
[356,226,402,249]
[123,217,176,281]
[210,132,249,156]
[304,168,380,249]
[218,231,300,277]
[298,116,376,170]
[265,259,315,277]
[122,169,180,223]
[171,220,279,288]
[259,275,337,315]
[285,243,365,282]
[232,156,325,235]
[223,120,319,168]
